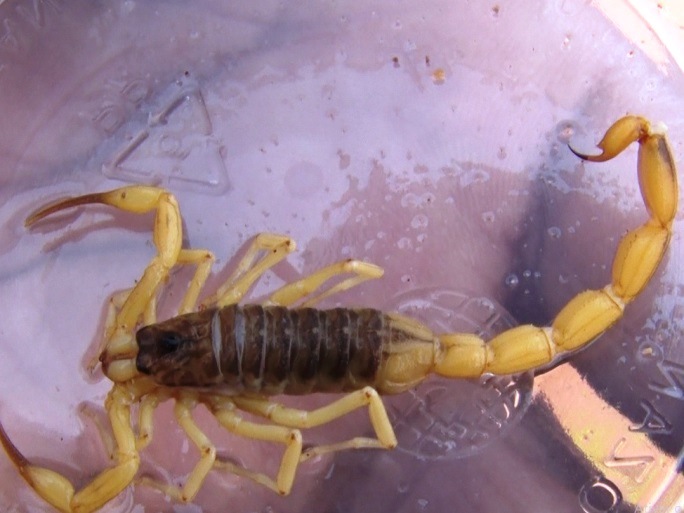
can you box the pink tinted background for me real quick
[0,1,682,512]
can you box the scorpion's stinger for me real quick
[568,115,653,163]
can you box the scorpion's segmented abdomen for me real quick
[217,305,387,395]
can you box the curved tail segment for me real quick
[435,116,678,378]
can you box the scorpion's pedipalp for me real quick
[0,387,140,513]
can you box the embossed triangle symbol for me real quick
[103,76,231,194]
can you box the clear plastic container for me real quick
[0,1,681,512]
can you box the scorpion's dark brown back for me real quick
[136,304,394,395]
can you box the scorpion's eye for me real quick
[159,332,183,355]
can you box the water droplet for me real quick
[505,274,519,288]
[401,193,419,208]
[411,214,429,229]
[421,192,436,205]
[417,498,429,510]
[401,274,413,283]
[397,237,412,250]
[482,211,495,223]
[547,226,562,239]
[397,481,409,493]
[523,269,532,279]
[556,121,576,144]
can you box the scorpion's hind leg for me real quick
[432,116,677,378]
[0,386,139,513]
[231,387,397,463]
[205,396,304,495]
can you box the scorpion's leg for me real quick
[175,249,216,315]
[231,386,397,462]
[267,259,384,307]
[431,116,678,378]
[0,385,139,513]
[205,396,303,495]
[200,233,296,308]
[138,394,219,503]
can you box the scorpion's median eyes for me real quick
[159,332,183,355]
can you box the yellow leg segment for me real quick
[138,396,217,503]
[231,386,397,462]
[268,259,384,307]
[201,233,296,308]
[207,398,303,495]
[434,116,677,378]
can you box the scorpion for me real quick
[0,116,678,512]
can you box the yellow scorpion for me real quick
[0,116,678,512]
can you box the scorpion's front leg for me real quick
[0,385,139,513]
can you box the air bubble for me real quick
[523,269,532,278]
[505,274,519,288]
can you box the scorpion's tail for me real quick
[433,116,677,378]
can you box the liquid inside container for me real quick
[0,1,682,512]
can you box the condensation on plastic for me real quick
[0,1,682,512]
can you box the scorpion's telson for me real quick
[0,115,677,513]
